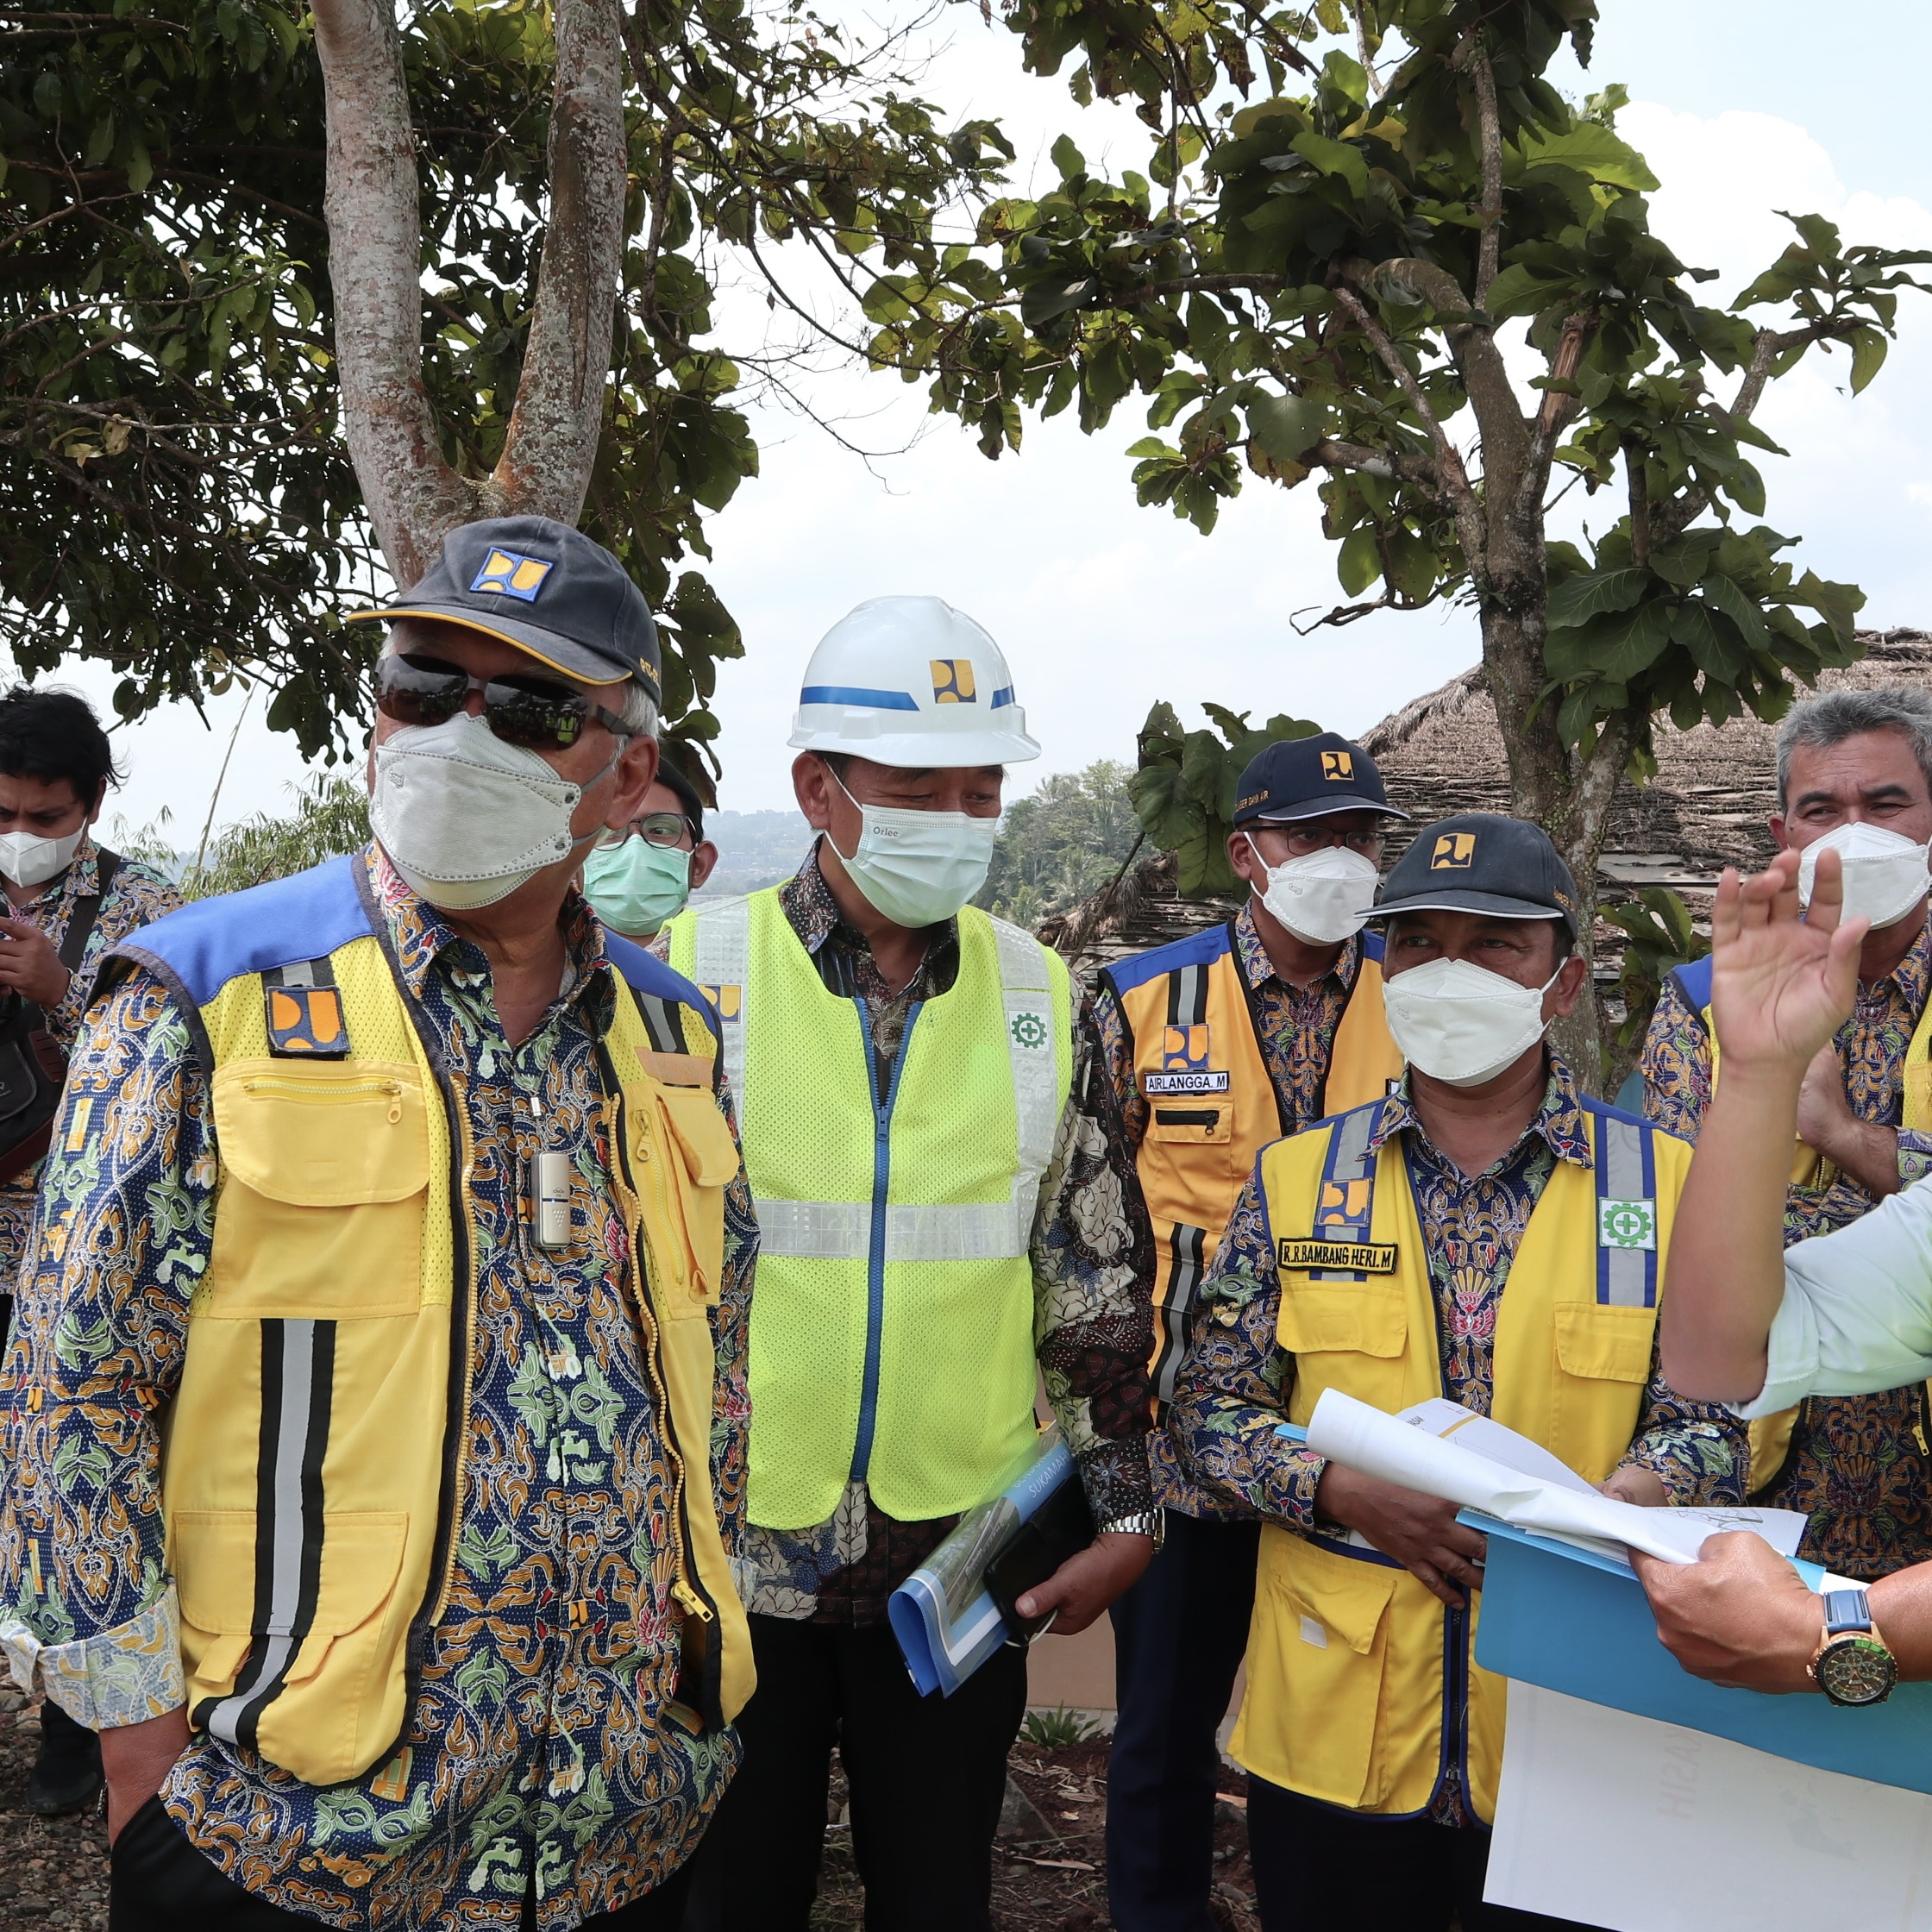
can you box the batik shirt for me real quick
[1088,900,1364,1515]
[0,838,179,1289]
[0,846,757,1930]
[1169,1057,1747,1825]
[1641,913,1932,1578]
[699,845,1155,1627]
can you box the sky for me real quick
[37,0,1932,838]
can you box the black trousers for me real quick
[108,1793,693,1929]
[681,1612,1029,1932]
[1246,1775,1588,1932]
[1105,1510,1260,1932]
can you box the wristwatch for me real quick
[1808,1587,1898,1707]
[1100,1510,1166,1551]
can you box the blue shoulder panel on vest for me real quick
[605,932,721,1042]
[124,856,373,1007]
[1361,929,1385,963]
[1101,920,1234,996]
[1669,953,1715,1015]
[1579,1094,1650,1132]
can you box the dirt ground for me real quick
[0,1689,1256,1930]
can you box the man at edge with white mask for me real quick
[0,517,757,1929]
[665,597,1157,1932]
[1640,686,1932,1581]
[1086,731,1404,1932]
[1168,812,1745,1932]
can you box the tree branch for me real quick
[492,0,626,522]
[1311,436,1435,485]
[1627,440,1651,568]
[1468,41,1503,310]
[311,0,474,588]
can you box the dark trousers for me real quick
[1246,1775,1588,1932]
[1105,1511,1260,1932]
[681,1612,1029,1932]
[108,1793,693,1930]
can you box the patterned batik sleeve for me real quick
[1615,1322,1749,1506]
[1031,997,1157,1524]
[708,1073,756,1560]
[0,967,213,1728]
[1086,972,1148,1148]
[1166,1164,1326,1528]
[1639,972,1712,1145]
[42,861,184,1050]
[1898,1132,1932,1189]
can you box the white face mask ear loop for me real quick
[821,761,867,865]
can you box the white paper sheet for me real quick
[1486,1684,1932,1932]
[1302,1388,1809,1567]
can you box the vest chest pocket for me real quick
[204,1059,430,1320]
[1552,1302,1656,1383]
[632,1082,740,1315]
[1148,1106,1232,1145]
[1277,1281,1408,1358]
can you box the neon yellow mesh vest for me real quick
[668,887,1073,1528]
[115,856,752,1787]
[1240,1095,1691,1823]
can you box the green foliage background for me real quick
[978,759,1144,926]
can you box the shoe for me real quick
[25,1703,103,1816]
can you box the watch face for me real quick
[1816,1634,1897,1707]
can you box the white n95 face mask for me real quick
[0,825,86,890]
[829,773,999,929]
[1248,835,1380,945]
[1796,821,1931,932]
[1381,956,1564,1089]
[371,712,602,912]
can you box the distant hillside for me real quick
[698,808,814,898]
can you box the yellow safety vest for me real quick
[1101,921,1401,1402]
[1667,954,1932,1491]
[666,888,1074,1529]
[114,856,752,1787]
[1239,1095,1690,1822]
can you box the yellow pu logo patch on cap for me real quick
[931,659,977,703]
[1432,831,1477,869]
[1320,750,1354,781]
[470,548,555,602]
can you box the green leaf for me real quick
[1698,574,1771,652]
[1050,135,1087,182]
[1289,131,1370,203]
[1338,524,1381,596]
[1246,392,1325,462]
[1670,599,1742,681]
[1511,122,1659,193]
[1546,566,1652,630]
[1590,599,1673,682]
[1849,326,1889,394]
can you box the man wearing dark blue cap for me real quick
[1166,812,1747,1931]
[1084,730,1406,1932]
[0,517,758,1930]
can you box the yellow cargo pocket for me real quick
[650,1083,741,1314]
[1239,1532,1398,1810]
[205,1059,430,1319]
[1147,1106,1232,1145]
[1552,1302,1656,1383]
[1277,1282,1408,1358]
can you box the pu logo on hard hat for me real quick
[1321,750,1353,781]
[931,659,977,704]
[470,548,555,602]
[1431,832,1477,870]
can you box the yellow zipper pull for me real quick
[673,1579,713,1622]
[386,1082,403,1124]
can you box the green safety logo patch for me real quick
[1597,1198,1657,1251]
[1010,1011,1050,1051]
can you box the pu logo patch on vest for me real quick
[1597,1196,1658,1251]
[1277,1169,1398,1272]
[701,983,743,1022]
[931,658,976,703]
[1145,1021,1231,1095]
[469,548,555,602]
[1432,831,1477,869]
[1321,750,1354,781]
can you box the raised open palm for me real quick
[1709,848,1866,1070]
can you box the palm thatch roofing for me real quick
[1041,628,1932,978]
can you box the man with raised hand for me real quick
[1170,813,1746,1932]
[666,597,1157,1932]
[1640,688,1932,1579]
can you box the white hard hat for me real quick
[787,596,1041,766]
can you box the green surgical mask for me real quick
[583,837,693,938]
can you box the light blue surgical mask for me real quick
[583,835,693,938]
[827,771,998,928]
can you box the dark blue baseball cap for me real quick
[347,515,662,697]
[1372,812,1580,937]
[1232,733,1408,827]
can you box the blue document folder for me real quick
[1466,1512,1932,1795]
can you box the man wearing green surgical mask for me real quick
[583,763,720,942]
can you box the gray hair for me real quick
[613,678,658,740]
[1776,686,1932,810]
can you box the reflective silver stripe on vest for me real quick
[989,913,1062,1241]
[1597,1113,1651,1308]
[691,894,749,1105]
[1152,1220,1208,1405]
[754,1198,1032,1263]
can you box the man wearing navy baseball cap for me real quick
[1085,728,1407,1932]
[1167,812,1748,1931]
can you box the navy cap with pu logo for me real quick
[1231,732,1408,828]
[345,515,662,696]
[1371,811,1581,937]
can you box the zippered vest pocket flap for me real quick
[1278,1282,1408,1358]
[172,1508,409,1635]
[212,1059,429,1206]
[1552,1302,1656,1383]
[656,1084,743,1189]
[1148,1105,1232,1145]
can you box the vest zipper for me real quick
[240,1074,405,1122]
[849,997,922,1485]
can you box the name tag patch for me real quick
[1145,1070,1232,1095]
[1597,1198,1657,1251]
[1278,1238,1399,1274]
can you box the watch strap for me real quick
[1822,1587,1875,1638]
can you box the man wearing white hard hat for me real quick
[668,598,1157,1931]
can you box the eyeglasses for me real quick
[626,812,698,851]
[1266,825,1386,859]
[375,652,630,751]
